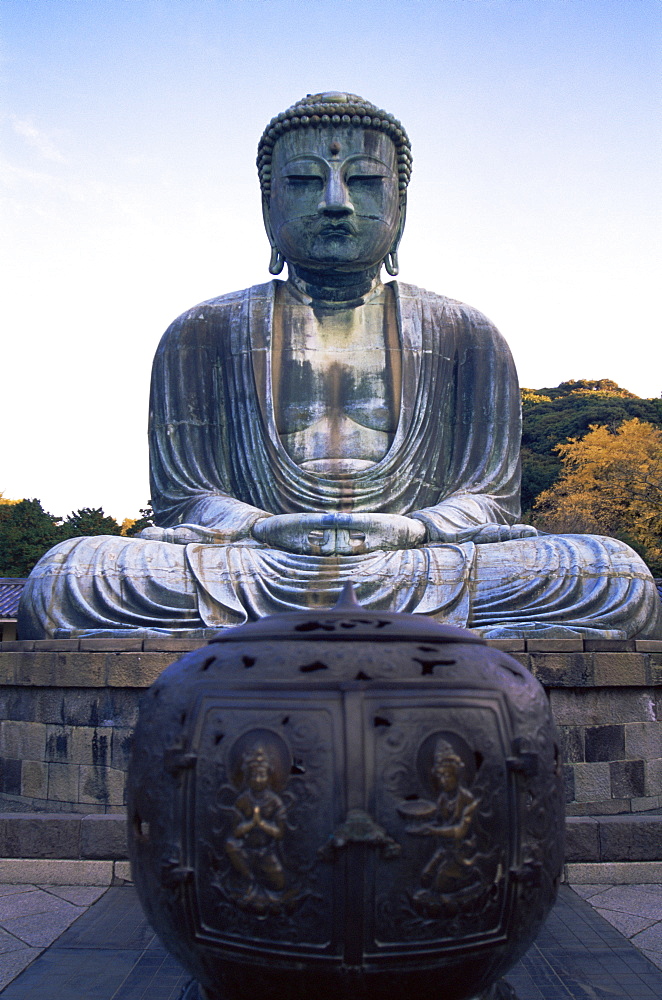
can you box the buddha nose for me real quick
[318,169,354,216]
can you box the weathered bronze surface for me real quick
[18,91,662,641]
[128,591,564,1000]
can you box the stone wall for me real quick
[0,637,192,813]
[0,636,661,816]
[495,637,662,816]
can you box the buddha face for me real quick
[266,126,402,273]
[432,749,462,794]
[242,747,271,792]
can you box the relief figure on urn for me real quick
[211,729,307,918]
[398,733,487,918]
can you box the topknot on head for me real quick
[257,92,412,200]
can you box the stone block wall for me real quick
[520,641,662,815]
[0,636,661,816]
[565,814,662,862]
[0,640,190,813]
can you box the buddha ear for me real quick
[262,197,285,275]
[384,195,407,277]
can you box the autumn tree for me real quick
[122,503,154,537]
[532,418,662,574]
[520,380,662,512]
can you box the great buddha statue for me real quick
[19,93,662,640]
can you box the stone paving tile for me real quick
[52,887,154,951]
[520,887,662,998]
[0,949,43,994]
[0,885,107,989]
[3,884,662,998]
[636,884,662,897]
[0,890,34,901]
[0,928,33,957]
[0,948,147,999]
[37,886,107,907]
[583,884,662,920]
[0,889,82,924]
[2,885,662,999]
[641,948,662,971]
[632,922,662,952]
[110,938,191,1000]
[595,907,658,937]
[570,881,614,899]
[570,881,662,978]
[1,908,85,948]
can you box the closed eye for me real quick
[285,175,324,187]
[347,176,384,188]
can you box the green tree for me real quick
[527,378,639,400]
[62,507,122,538]
[0,499,63,577]
[0,501,129,577]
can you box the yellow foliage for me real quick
[0,491,20,506]
[120,518,137,536]
[533,419,662,570]
[520,389,551,403]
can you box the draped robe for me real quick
[18,281,662,639]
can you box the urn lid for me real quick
[210,584,485,645]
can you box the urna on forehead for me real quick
[271,125,398,169]
[257,91,413,198]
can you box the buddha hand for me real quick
[252,513,427,555]
[139,523,254,544]
[469,523,539,544]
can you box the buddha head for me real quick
[431,739,465,795]
[240,745,273,793]
[258,93,412,279]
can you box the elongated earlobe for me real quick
[384,250,399,276]
[269,246,285,275]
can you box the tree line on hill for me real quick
[2,379,661,578]
[521,380,661,574]
[520,379,662,512]
[0,501,153,578]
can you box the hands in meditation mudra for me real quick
[19,93,662,640]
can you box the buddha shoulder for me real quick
[154,282,274,355]
[397,282,510,352]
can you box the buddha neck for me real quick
[286,264,383,310]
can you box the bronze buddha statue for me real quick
[19,93,662,640]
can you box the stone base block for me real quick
[0,858,115,884]
[0,812,128,859]
[566,814,662,862]
[565,861,662,884]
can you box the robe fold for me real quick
[149,280,522,535]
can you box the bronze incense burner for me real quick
[128,590,564,1000]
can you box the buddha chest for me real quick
[272,284,401,473]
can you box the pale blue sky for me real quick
[2,0,660,519]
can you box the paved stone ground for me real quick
[0,884,108,993]
[1,883,662,998]
[571,883,662,972]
